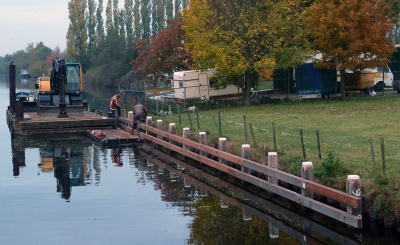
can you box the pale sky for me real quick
[0,0,70,57]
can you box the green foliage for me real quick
[67,0,88,64]
[315,152,343,180]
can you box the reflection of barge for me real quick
[20,69,31,79]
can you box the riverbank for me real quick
[151,94,400,230]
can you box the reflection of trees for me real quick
[187,195,265,244]
[153,166,196,211]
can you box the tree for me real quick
[133,0,141,41]
[141,0,151,39]
[303,0,396,98]
[105,0,114,35]
[132,17,191,78]
[87,0,97,54]
[67,0,88,64]
[125,0,134,47]
[165,0,174,21]
[96,0,105,45]
[183,0,278,105]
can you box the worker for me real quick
[131,101,148,133]
[110,94,121,118]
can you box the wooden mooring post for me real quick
[218,138,227,165]
[301,161,314,199]
[346,175,362,219]
[182,127,190,150]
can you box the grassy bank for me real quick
[151,94,400,227]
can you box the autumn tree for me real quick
[303,0,396,98]
[184,0,306,105]
[67,0,88,64]
[132,17,191,79]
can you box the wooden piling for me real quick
[9,61,16,113]
[218,138,227,165]
[268,152,278,186]
[241,144,251,175]
[242,209,252,221]
[169,123,176,144]
[157,120,163,140]
[145,116,153,136]
[301,161,314,199]
[269,225,279,239]
[183,127,190,150]
[199,132,207,157]
[346,175,362,220]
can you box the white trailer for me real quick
[172,69,241,100]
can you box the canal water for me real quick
[0,74,399,244]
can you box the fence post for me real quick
[195,108,200,128]
[218,138,227,165]
[346,175,362,219]
[177,104,181,125]
[157,119,163,140]
[272,122,277,151]
[243,116,248,144]
[218,111,222,135]
[380,138,385,175]
[301,161,314,199]
[300,129,306,160]
[183,127,190,150]
[316,130,322,160]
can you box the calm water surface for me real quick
[0,74,399,245]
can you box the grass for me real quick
[150,93,400,226]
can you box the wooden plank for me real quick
[139,124,361,208]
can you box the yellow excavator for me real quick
[36,58,85,117]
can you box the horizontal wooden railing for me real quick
[118,116,362,228]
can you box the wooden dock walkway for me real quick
[7,109,140,144]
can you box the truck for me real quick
[35,58,85,116]
[172,69,241,100]
[295,62,337,99]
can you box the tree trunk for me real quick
[244,70,252,105]
[340,69,345,100]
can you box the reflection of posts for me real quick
[54,157,71,201]
[11,136,25,176]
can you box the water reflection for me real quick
[8,133,399,244]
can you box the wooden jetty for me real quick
[133,117,363,229]
[6,109,141,144]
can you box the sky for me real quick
[0,0,70,57]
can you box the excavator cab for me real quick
[36,59,85,116]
